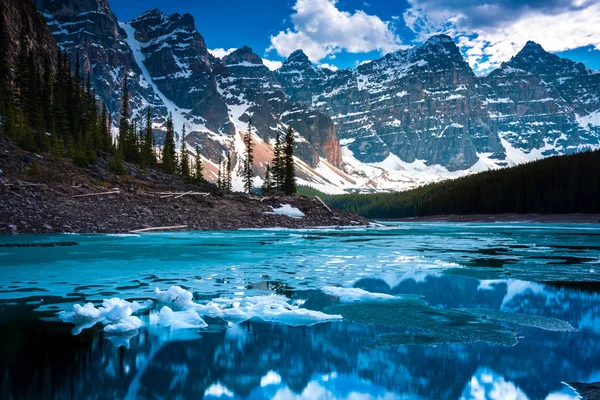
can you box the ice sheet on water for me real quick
[59,298,153,335]
[326,298,518,347]
[458,308,577,332]
[151,306,208,329]
[155,286,342,326]
[321,286,396,302]
[155,286,198,309]
[264,204,305,219]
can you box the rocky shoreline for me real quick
[0,141,368,235]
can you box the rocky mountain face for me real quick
[34,1,345,189]
[32,0,600,193]
[2,0,59,73]
[276,35,600,175]
[35,0,163,122]
[276,36,600,178]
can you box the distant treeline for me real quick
[303,150,600,218]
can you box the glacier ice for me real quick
[59,298,152,335]
[321,286,396,302]
[155,286,342,326]
[151,306,208,329]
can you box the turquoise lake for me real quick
[0,223,599,399]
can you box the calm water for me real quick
[1,223,599,399]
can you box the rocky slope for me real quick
[0,140,367,234]
[33,1,350,192]
[32,1,600,193]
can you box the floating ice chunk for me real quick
[104,316,142,333]
[264,204,305,219]
[59,297,152,334]
[234,295,342,326]
[154,287,341,326]
[459,308,577,332]
[153,306,208,329]
[69,303,102,322]
[155,286,197,309]
[59,302,103,334]
[321,286,396,302]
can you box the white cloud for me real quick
[268,0,404,63]
[208,48,236,59]
[318,63,339,71]
[262,59,283,71]
[403,0,600,73]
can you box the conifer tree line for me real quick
[320,150,600,218]
[0,12,111,166]
[261,126,297,196]
[113,76,206,184]
[0,5,297,194]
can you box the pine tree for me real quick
[180,124,190,179]
[194,144,206,185]
[225,151,233,193]
[118,72,129,157]
[216,154,223,190]
[162,113,176,174]
[283,126,297,195]
[272,132,284,192]
[261,164,273,195]
[99,103,111,152]
[243,119,255,194]
[141,107,155,168]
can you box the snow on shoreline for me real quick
[264,204,305,219]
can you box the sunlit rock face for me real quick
[32,0,600,189]
[277,36,600,171]
[35,0,165,122]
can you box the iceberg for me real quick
[59,298,152,335]
[321,286,396,302]
[151,306,208,329]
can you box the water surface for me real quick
[1,223,599,399]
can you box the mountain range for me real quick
[29,0,600,193]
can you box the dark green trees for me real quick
[282,126,297,195]
[162,113,176,174]
[193,144,206,185]
[265,128,296,196]
[140,107,156,168]
[179,124,190,180]
[243,119,254,194]
[323,150,600,218]
[271,132,284,191]
[261,164,274,195]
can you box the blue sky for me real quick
[110,0,600,73]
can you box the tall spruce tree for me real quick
[272,132,284,192]
[216,154,223,190]
[194,145,206,185]
[99,103,111,152]
[225,151,233,193]
[118,72,129,157]
[141,107,155,167]
[261,164,273,195]
[283,126,297,195]
[180,124,190,179]
[243,119,255,194]
[162,113,176,174]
